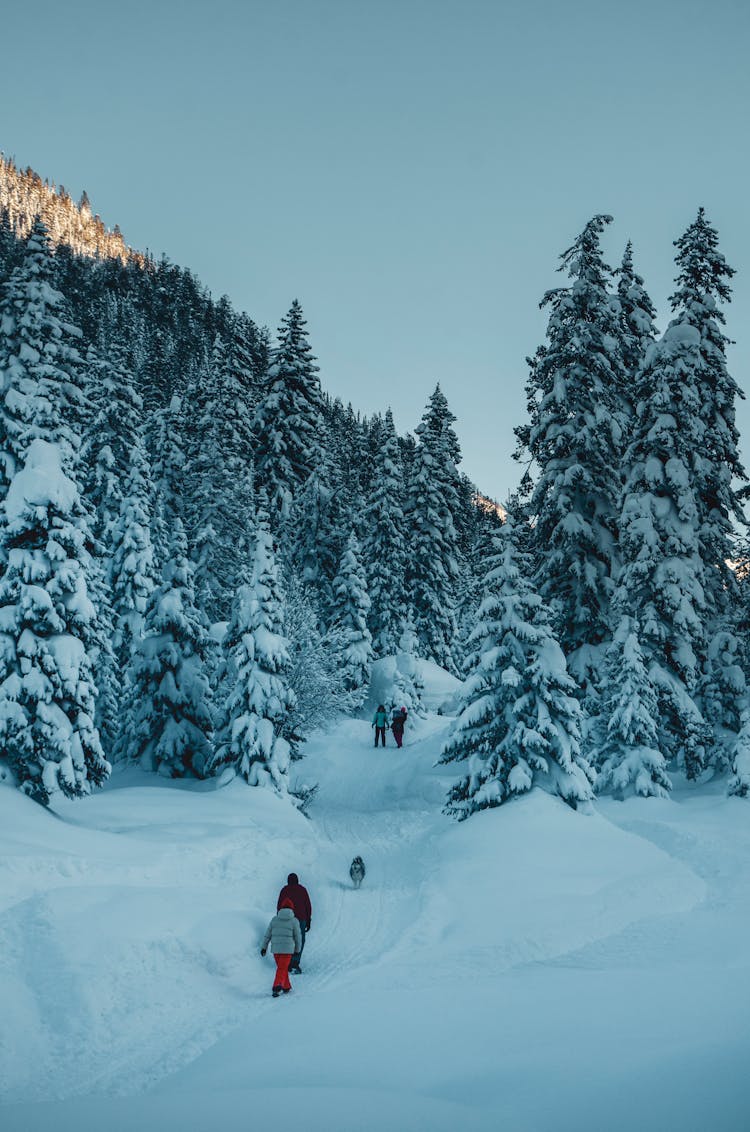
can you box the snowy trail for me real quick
[1,714,749,1131]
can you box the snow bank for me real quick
[1,715,748,1132]
[367,655,464,715]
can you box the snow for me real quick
[3,439,76,520]
[1,703,748,1131]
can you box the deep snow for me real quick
[1,710,748,1131]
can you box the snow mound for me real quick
[367,655,463,714]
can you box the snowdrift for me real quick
[1,712,748,1132]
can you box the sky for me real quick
[1,0,749,498]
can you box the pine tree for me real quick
[211,502,296,793]
[728,713,750,797]
[0,220,87,492]
[184,335,255,620]
[405,386,462,674]
[286,452,342,624]
[516,216,626,693]
[594,615,671,798]
[667,210,747,759]
[331,531,374,709]
[109,443,158,666]
[441,516,593,818]
[126,517,214,777]
[285,571,348,737]
[253,301,326,525]
[0,440,110,803]
[616,314,711,778]
[0,220,108,803]
[363,408,407,657]
[82,339,144,549]
[392,613,426,718]
[614,241,659,388]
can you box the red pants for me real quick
[273,953,292,990]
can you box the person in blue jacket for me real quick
[372,704,387,747]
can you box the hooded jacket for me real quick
[262,905,302,955]
[277,874,312,925]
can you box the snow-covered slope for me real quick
[1,711,748,1131]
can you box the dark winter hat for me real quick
[288,873,299,885]
[280,898,295,911]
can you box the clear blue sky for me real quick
[2,0,749,497]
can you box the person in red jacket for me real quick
[276,872,312,974]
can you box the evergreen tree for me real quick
[392,613,426,718]
[126,517,213,777]
[110,443,158,666]
[0,220,108,803]
[0,220,87,492]
[441,516,593,818]
[253,301,326,525]
[363,408,407,657]
[594,615,671,798]
[614,241,659,389]
[0,440,110,803]
[516,216,626,692]
[667,210,747,757]
[286,453,342,624]
[616,316,711,777]
[185,336,255,620]
[405,386,462,674]
[285,571,348,738]
[728,712,750,797]
[330,531,373,709]
[82,339,144,549]
[211,501,296,793]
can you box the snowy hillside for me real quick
[2,708,748,1131]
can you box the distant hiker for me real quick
[261,899,301,997]
[391,705,407,749]
[350,856,366,888]
[372,704,387,747]
[277,872,312,974]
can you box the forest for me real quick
[0,156,747,814]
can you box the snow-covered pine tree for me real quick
[363,407,407,658]
[0,219,87,494]
[284,571,348,738]
[211,500,296,793]
[330,531,374,710]
[405,386,462,675]
[286,452,341,624]
[183,335,256,620]
[126,516,214,777]
[0,439,110,802]
[82,339,144,548]
[594,614,671,798]
[667,210,747,761]
[392,612,426,718]
[728,712,750,797]
[109,442,158,667]
[616,314,712,779]
[70,341,135,761]
[516,216,626,696]
[614,242,659,391]
[253,300,327,525]
[441,514,593,818]
[0,220,109,802]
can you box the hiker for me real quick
[372,703,387,748]
[391,705,407,749]
[261,899,301,997]
[277,872,312,974]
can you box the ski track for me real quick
[1,717,745,1107]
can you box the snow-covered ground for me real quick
[1,709,748,1131]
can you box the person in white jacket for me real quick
[261,899,302,997]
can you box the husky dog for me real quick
[349,856,366,889]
